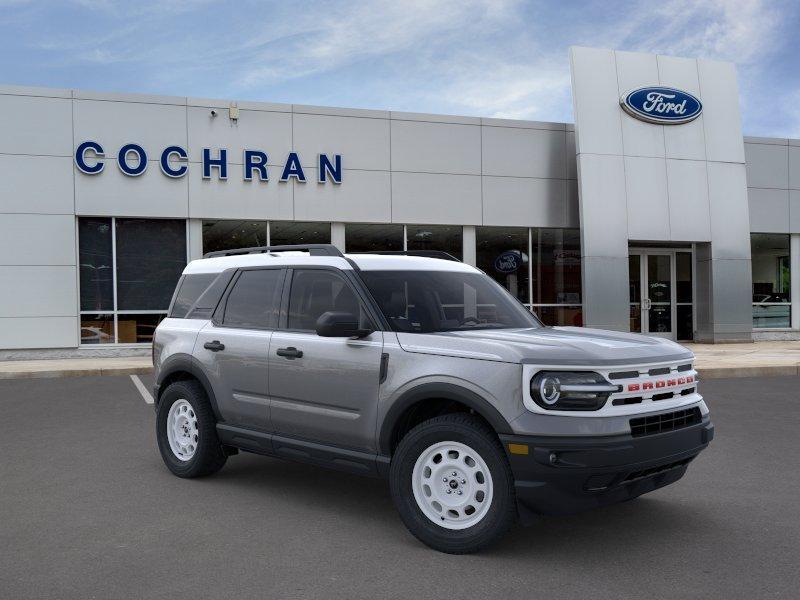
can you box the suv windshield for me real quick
[360,270,541,333]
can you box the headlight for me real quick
[530,371,618,411]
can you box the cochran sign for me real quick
[74,141,343,184]
[620,87,702,125]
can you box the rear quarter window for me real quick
[170,274,218,318]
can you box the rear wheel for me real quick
[390,414,517,553]
[156,380,227,478]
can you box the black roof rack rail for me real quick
[203,244,344,259]
[353,250,461,262]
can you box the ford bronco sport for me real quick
[152,244,713,553]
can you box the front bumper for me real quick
[500,416,713,518]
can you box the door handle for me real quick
[203,340,225,352]
[276,346,303,359]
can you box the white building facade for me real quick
[1,47,798,357]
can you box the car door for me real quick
[268,268,383,452]
[194,267,285,431]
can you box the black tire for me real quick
[389,413,517,554]
[156,380,227,478]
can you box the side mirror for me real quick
[315,311,373,338]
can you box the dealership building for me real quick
[1,46,799,357]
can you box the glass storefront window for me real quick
[270,221,331,246]
[345,224,404,253]
[751,233,791,328]
[79,218,114,312]
[78,217,187,345]
[532,228,581,305]
[676,252,693,340]
[202,220,267,254]
[407,225,463,260]
[116,219,186,311]
[477,226,583,324]
[476,227,530,304]
[117,313,167,344]
[535,306,583,327]
[80,313,115,345]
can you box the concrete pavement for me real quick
[0,374,798,599]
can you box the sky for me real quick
[1,0,799,137]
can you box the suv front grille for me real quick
[629,407,702,437]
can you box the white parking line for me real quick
[130,374,154,404]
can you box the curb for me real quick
[0,366,154,381]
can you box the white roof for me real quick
[348,253,478,272]
[182,251,479,275]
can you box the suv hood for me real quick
[395,326,694,366]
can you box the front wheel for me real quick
[389,414,517,553]
[156,380,227,478]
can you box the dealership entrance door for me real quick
[629,248,694,341]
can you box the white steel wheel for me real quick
[166,399,199,461]
[411,440,494,530]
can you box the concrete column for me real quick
[462,225,476,266]
[331,222,346,252]
[187,219,203,260]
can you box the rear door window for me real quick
[222,269,283,329]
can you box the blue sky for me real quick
[1,0,798,137]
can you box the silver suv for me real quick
[152,244,713,553]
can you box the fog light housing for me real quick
[530,371,618,411]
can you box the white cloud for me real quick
[235,0,523,89]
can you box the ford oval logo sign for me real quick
[494,251,521,274]
[620,87,702,125]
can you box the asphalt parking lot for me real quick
[1,375,798,599]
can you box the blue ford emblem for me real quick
[494,251,521,274]
[620,87,702,125]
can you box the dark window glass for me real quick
[117,313,166,344]
[677,305,693,341]
[407,225,463,260]
[203,220,267,254]
[171,274,217,318]
[751,233,791,328]
[223,269,283,329]
[270,221,330,246]
[676,252,693,304]
[115,219,186,311]
[532,228,581,304]
[287,270,367,331]
[476,227,529,303]
[80,314,115,344]
[345,223,404,253]
[361,270,540,333]
[79,218,114,311]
